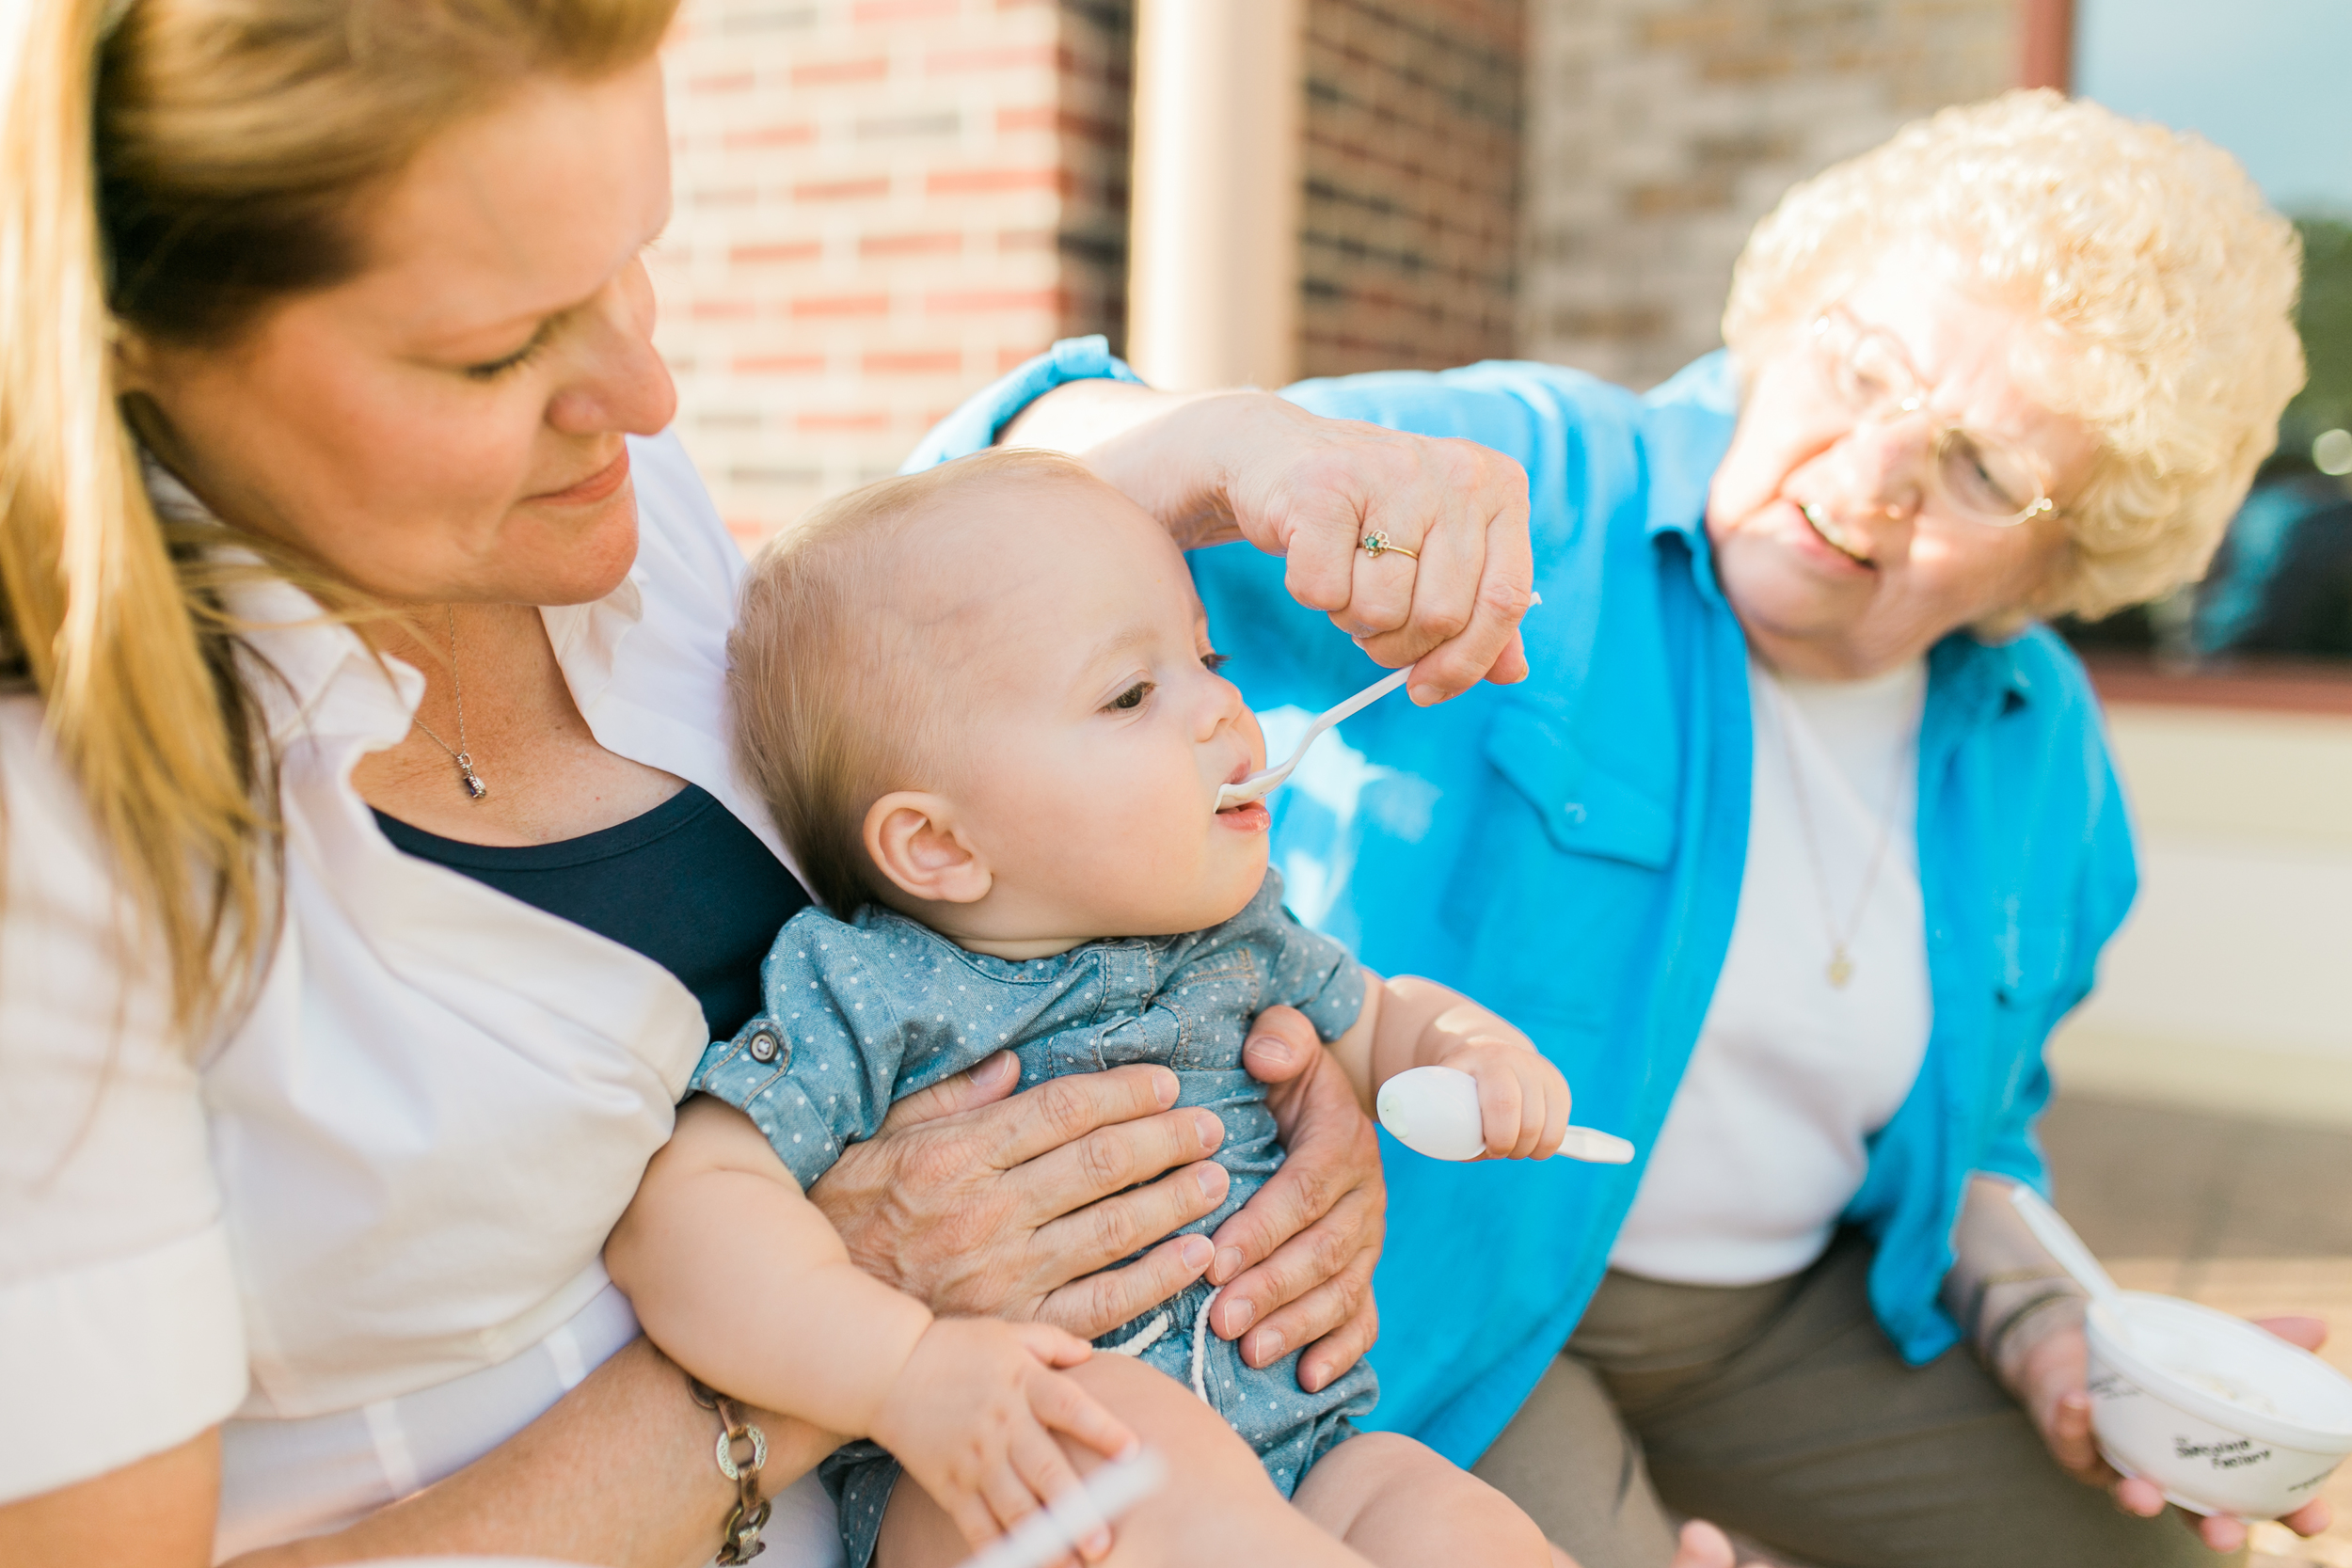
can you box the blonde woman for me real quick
[0,2,1535,1562]
[918,93,2334,1567]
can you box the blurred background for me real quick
[644,5,2352,1559]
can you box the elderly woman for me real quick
[0,2,1541,1562]
[914,93,2322,1567]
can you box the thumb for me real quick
[2255,1315,2328,1353]
[878,1050,1020,1132]
[1010,1321,1096,1367]
[1243,1006,1320,1085]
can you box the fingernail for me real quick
[1179,1235,1214,1271]
[1252,1326,1283,1360]
[1085,1528,1112,1558]
[1224,1296,1255,1334]
[977,1052,1018,1087]
[1193,1109,1225,1148]
[1408,683,1438,706]
[1211,1246,1244,1284]
[1246,1033,1294,1068]
[1195,1165,1226,1200]
[1153,1068,1178,1107]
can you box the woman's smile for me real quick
[1799,501,1876,566]
[532,447,632,506]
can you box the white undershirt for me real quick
[1609,654,1932,1287]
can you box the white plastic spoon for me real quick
[1376,1064,1637,1164]
[953,1448,1166,1568]
[1216,667,1411,812]
[1215,594,1542,814]
[2008,1183,2134,1342]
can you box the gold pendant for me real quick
[454,752,487,800]
[1827,948,1853,989]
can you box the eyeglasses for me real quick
[1806,307,2059,529]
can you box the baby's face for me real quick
[902,474,1270,951]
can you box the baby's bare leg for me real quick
[874,1354,1375,1568]
[1292,1431,1552,1567]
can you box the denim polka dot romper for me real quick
[692,869,1378,1568]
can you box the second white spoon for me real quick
[2008,1183,2136,1347]
[1376,1065,1636,1164]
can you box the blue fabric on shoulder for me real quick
[898,334,1143,473]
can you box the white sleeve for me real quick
[0,698,246,1505]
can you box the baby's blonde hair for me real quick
[730,449,1104,917]
[1723,89,2306,622]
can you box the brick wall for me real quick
[1517,0,2015,389]
[1298,0,1527,378]
[654,0,1134,546]
[655,0,2010,537]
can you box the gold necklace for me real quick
[408,607,488,801]
[1771,677,1907,989]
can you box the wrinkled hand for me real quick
[1087,391,1534,704]
[808,1054,1230,1340]
[872,1319,1136,1561]
[2015,1307,2335,1551]
[1205,1006,1388,1392]
[1420,1004,1571,1161]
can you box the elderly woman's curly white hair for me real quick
[1724,89,2306,622]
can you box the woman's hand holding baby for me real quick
[872,1318,1136,1562]
[813,1039,1390,1391]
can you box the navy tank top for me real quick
[374,784,810,1039]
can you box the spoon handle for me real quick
[2009,1183,2128,1316]
[1295,666,1412,752]
[1216,666,1411,808]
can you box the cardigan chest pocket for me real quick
[1438,708,1677,1027]
[1479,705,1675,868]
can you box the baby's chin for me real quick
[1098,844,1272,938]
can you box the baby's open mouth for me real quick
[1216,759,1262,815]
[1800,501,1872,566]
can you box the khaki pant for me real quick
[1471,1234,2241,1568]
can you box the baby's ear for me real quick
[865,792,992,906]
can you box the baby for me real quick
[610,451,1580,1568]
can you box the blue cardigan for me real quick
[906,340,2138,1467]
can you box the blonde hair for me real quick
[1723,89,2306,622]
[0,0,675,1040]
[730,451,1103,918]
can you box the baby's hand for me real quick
[872,1318,1137,1561]
[1421,1003,1572,1160]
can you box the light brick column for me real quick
[654,0,1133,549]
[1518,0,2015,390]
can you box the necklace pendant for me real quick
[454,753,487,800]
[1827,948,1854,989]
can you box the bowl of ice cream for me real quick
[2086,1291,2352,1519]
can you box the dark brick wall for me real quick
[1297,0,1528,378]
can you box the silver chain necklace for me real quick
[409,607,488,800]
[1770,677,1906,989]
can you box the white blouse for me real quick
[1609,655,1933,1287]
[0,433,835,1563]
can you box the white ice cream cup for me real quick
[2085,1291,2352,1519]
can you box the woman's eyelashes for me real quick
[463,322,554,381]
